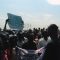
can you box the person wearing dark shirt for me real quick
[40,24,60,60]
[22,33,37,50]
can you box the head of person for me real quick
[47,24,58,41]
[27,33,34,42]
[43,31,48,41]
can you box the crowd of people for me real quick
[0,24,60,60]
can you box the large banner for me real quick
[7,13,24,30]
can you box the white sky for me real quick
[47,0,60,5]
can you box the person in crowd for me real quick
[9,35,18,60]
[38,30,48,49]
[0,34,10,60]
[17,31,25,47]
[39,24,60,60]
[22,33,37,50]
[0,36,3,60]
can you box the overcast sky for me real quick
[0,0,60,29]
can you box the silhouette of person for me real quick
[22,33,37,50]
[38,30,48,49]
[39,24,60,60]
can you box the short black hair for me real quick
[47,24,58,35]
